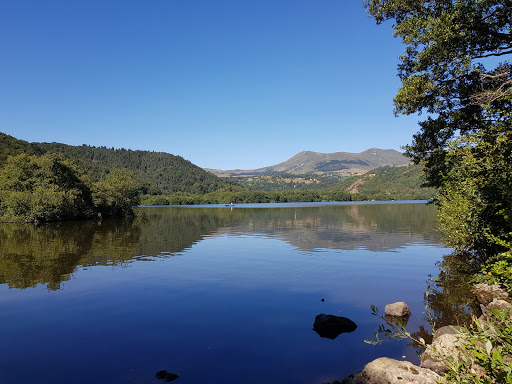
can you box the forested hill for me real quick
[36,142,238,194]
[0,132,41,164]
[0,133,238,194]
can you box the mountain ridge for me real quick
[205,148,409,177]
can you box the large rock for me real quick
[313,314,357,339]
[384,302,411,317]
[341,357,445,384]
[471,283,509,305]
[421,331,466,374]
[434,325,461,339]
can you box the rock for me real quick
[480,303,493,318]
[313,314,357,339]
[433,325,461,339]
[487,298,512,316]
[471,283,509,305]
[155,370,179,382]
[420,333,466,374]
[384,302,411,317]
[341,357,445,384]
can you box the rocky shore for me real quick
[336,283,511,384]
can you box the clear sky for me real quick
[0,0,421,170]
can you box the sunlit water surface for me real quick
[0,201,448,384]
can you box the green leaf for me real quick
[492,349,504,364]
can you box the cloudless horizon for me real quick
[1,0,421,170]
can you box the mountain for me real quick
[0,132,239,195]
[205,148,409,177]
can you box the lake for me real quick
[0,201,449,384]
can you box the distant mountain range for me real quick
[205,148,409,177]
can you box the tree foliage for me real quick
[365,0,511,185]
[365,0,512,255]
[92,169,141,218]
[0,153,145,222]
[0,154,95,222]
[0,132,40,166]
[36,141,240,194]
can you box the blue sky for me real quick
[0,0,421,170]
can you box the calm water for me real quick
[0,201,448,384]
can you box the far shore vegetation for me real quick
[0,132,435,223]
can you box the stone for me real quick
[433,325,461,339]
[155,370,179,382]
[487,298,512,316]
[384,302,411,317]
[313,314,357,339]
[420,333,466,375]
[341,357,445,384]
[471,283,509,305]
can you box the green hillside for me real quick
[332,164,436,200]
[0,133,41,165]
[0,132,241,196]
[226,173,340,191]
[21,139,239,194]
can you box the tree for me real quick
[92,169,142,218]
[364,0,511,184]
[0,154,95,222]
[365,0,512,255]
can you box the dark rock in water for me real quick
[156,370,180,382]
[313,314,357,339]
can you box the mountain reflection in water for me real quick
[0,202,440,290]
[0,201,460,384]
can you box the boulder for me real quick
[420,332,466,374]
[471,283,509,305]
[433,325,461,339]
[313,314,357,339]
[341,357,445,384]
[384,302,411,317]
[155,370,179,382]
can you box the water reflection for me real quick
[0,202,441,291]
[0,202,457,384]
